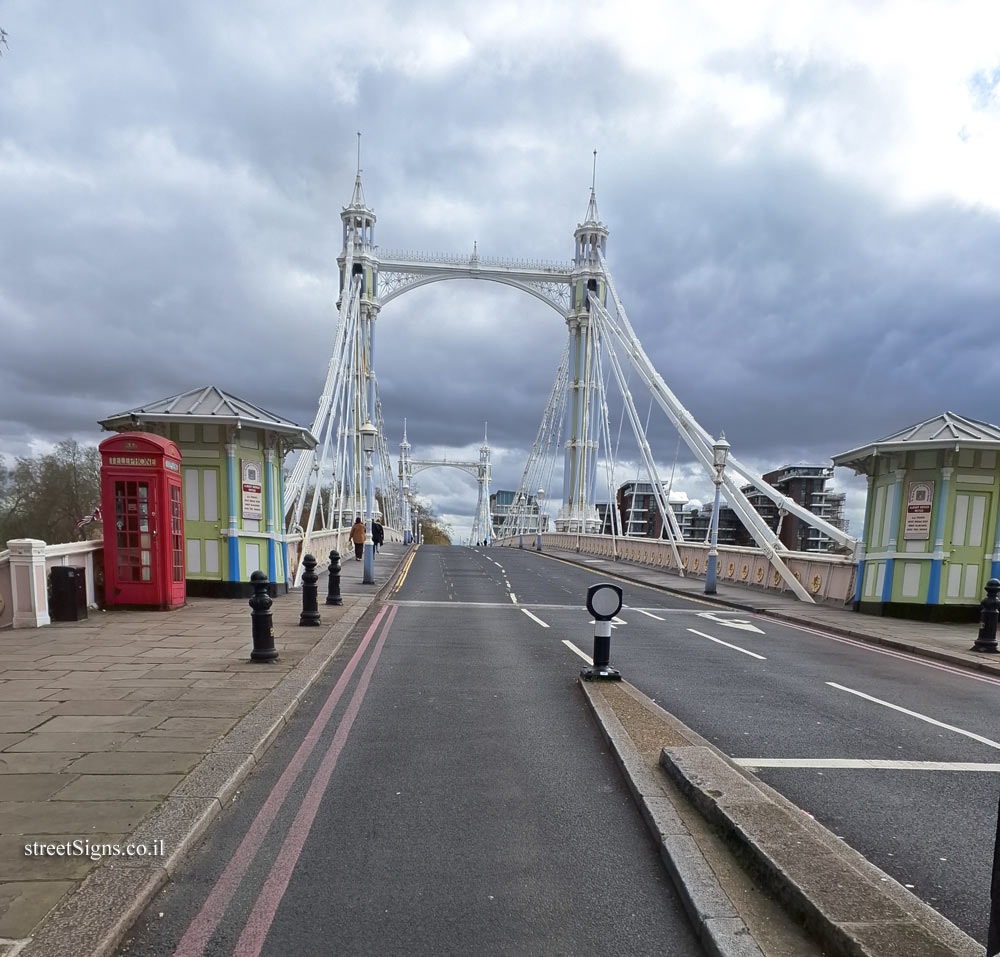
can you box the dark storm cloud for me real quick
[1,1,998,539]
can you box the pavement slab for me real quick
[0,776,76,803]
[0,880,77,940]
[52,775,182,802]
[0,543,408,948]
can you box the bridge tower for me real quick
[398,419,413,542]
[469,426,493,544]
[556,175,607,532]
[336,147,380,521]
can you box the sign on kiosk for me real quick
[99,432,186,610]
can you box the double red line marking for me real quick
[174,604,398,957]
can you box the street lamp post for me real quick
[359,419,377,585]
[704,432,730,596]
[536,488,544,551]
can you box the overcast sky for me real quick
[2,1,999,542]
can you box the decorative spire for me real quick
[350,131,366,208]
[583,149,601,224]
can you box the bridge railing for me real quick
[1,526,409,629]
[1,538,104,629]
[494,532,857,604]
[285,525,406,584]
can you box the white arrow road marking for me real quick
[562,640,593,664]
[687,628,767,660]
[630,607,665,621]
[735,758,1000,771]
[696,611,764,633]
[827,682,1000,750]
[521,608,549,628]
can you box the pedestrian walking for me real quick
[372,519,384,553]
[350,516,366,561]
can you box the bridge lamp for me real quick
[581,582,623,681]
[705,432,730,596]
[536,488,544,551]
[359,419,377,584]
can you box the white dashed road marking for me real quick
[521,609,549,628]
[562,640,593,664]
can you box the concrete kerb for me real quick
[539,547,1000,680]
[582,676,984,957]
[578,679,766,957]
[17,546,415,957]
[660,746,983,957]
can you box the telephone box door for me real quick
[112,477,160,605]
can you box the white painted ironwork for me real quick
[290,152,858,601]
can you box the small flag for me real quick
[77,505,102,529]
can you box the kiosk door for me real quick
[113,478,159,604]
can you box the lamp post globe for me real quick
[359,420,377,585]
[705,431,729,596]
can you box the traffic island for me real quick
[580,678,982,957]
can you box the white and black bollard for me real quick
[581,582,623,681]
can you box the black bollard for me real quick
[249,570,278,662]
[299,553,321,627]
[581,582,623,681]
[972,579,1000,653]
[326,549,344,606]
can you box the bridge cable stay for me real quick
[294,274,359,536]
[596,316,684,548]
[591,291,808,599]
[592,259,817,602]
[591,331,624,554]
[495,342,570,540]
[293,278,364,583]
[589,303,685,574]
[598,253,854,553]
[285,219,359,518]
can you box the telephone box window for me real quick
[171,485,184,583]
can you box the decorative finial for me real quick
[592,149,597,193]
[356,131,362,176]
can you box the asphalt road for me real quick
[115,546,707,957]
[453,545,1000,942]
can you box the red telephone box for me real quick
[100,432,185,609]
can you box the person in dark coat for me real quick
[372,520,384,553]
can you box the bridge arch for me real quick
[378,271,569,317]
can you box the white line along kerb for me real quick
[687,628,766,660]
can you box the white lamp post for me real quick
[705,432,730,595]
[359,419,377,585]
[536,488,544,551]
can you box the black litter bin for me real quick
[50,566,88,622]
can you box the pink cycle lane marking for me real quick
[173,605,389,957]
[233,604,399,957]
